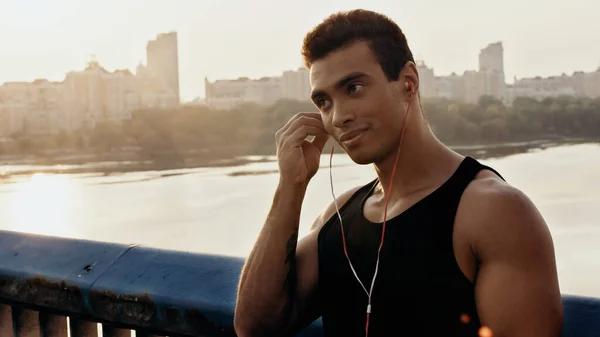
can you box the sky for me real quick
[0,0,598,102]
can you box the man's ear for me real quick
[401,61,419,96]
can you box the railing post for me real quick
[0,304,14,336]
[11,307,40,337]
[69,317,98,337]
[39,312,68,337]
[102,324,131,337]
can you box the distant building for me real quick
[135,63,179,109]
[416,61,436,98]
[463,70,487,104]
[0,82,28,137]
[417,42,511,105]
[479,42,504,75]
[146,32,180,104]
[434,73,464,100]
[26,79,65,135]
[63,61,104,131]
[204,67,311,110]
[205,76,282,110]
[281,67,310,101]
[0,57,178,137]
[63,60,139,131]
[62,57,178,131]
[476,42,506,102]
[0,80,66,137]
[0,31,181,137]
[504,72,598,105]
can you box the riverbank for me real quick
[0,138,596,178]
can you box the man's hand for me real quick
[275,112,330,187]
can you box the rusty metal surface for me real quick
[89,247,242,336]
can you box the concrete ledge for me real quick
[0,230,597,336]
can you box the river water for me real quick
[0,143,599,298]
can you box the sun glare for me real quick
[9,173,78,237]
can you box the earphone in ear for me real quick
[406,82,415,98]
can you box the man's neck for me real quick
[373,126,461,200]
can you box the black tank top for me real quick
[317,156,504,337]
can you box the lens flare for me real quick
[478,326,493,337]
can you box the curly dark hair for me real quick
[301,9,414,82]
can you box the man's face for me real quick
[309,40,407,165]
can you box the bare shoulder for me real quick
[456,169,563,336]
[458,170,553,259]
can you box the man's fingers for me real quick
[277,115,326,143]
[311,132,330,153]
[277,112,322,137]
[281,125,328,148]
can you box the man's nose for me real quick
[332,104,356,128]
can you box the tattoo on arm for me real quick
[282,232,299,321]
[284,232,298,264]
[285,232,298,267]
[284,231,298,288]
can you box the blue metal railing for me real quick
[0,229,598,337]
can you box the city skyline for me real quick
[1,0,599,101]
[0,30,180,138]
[3,35,598,105]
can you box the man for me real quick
[234,9,563,337]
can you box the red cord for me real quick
[330,89,414,337]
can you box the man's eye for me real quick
[348,83,364,94]
[317,98,331,108]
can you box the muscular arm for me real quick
[234,182,307,337]
[466,179,563,337]
[234,182,360,337]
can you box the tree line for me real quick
[3,95,600,161]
